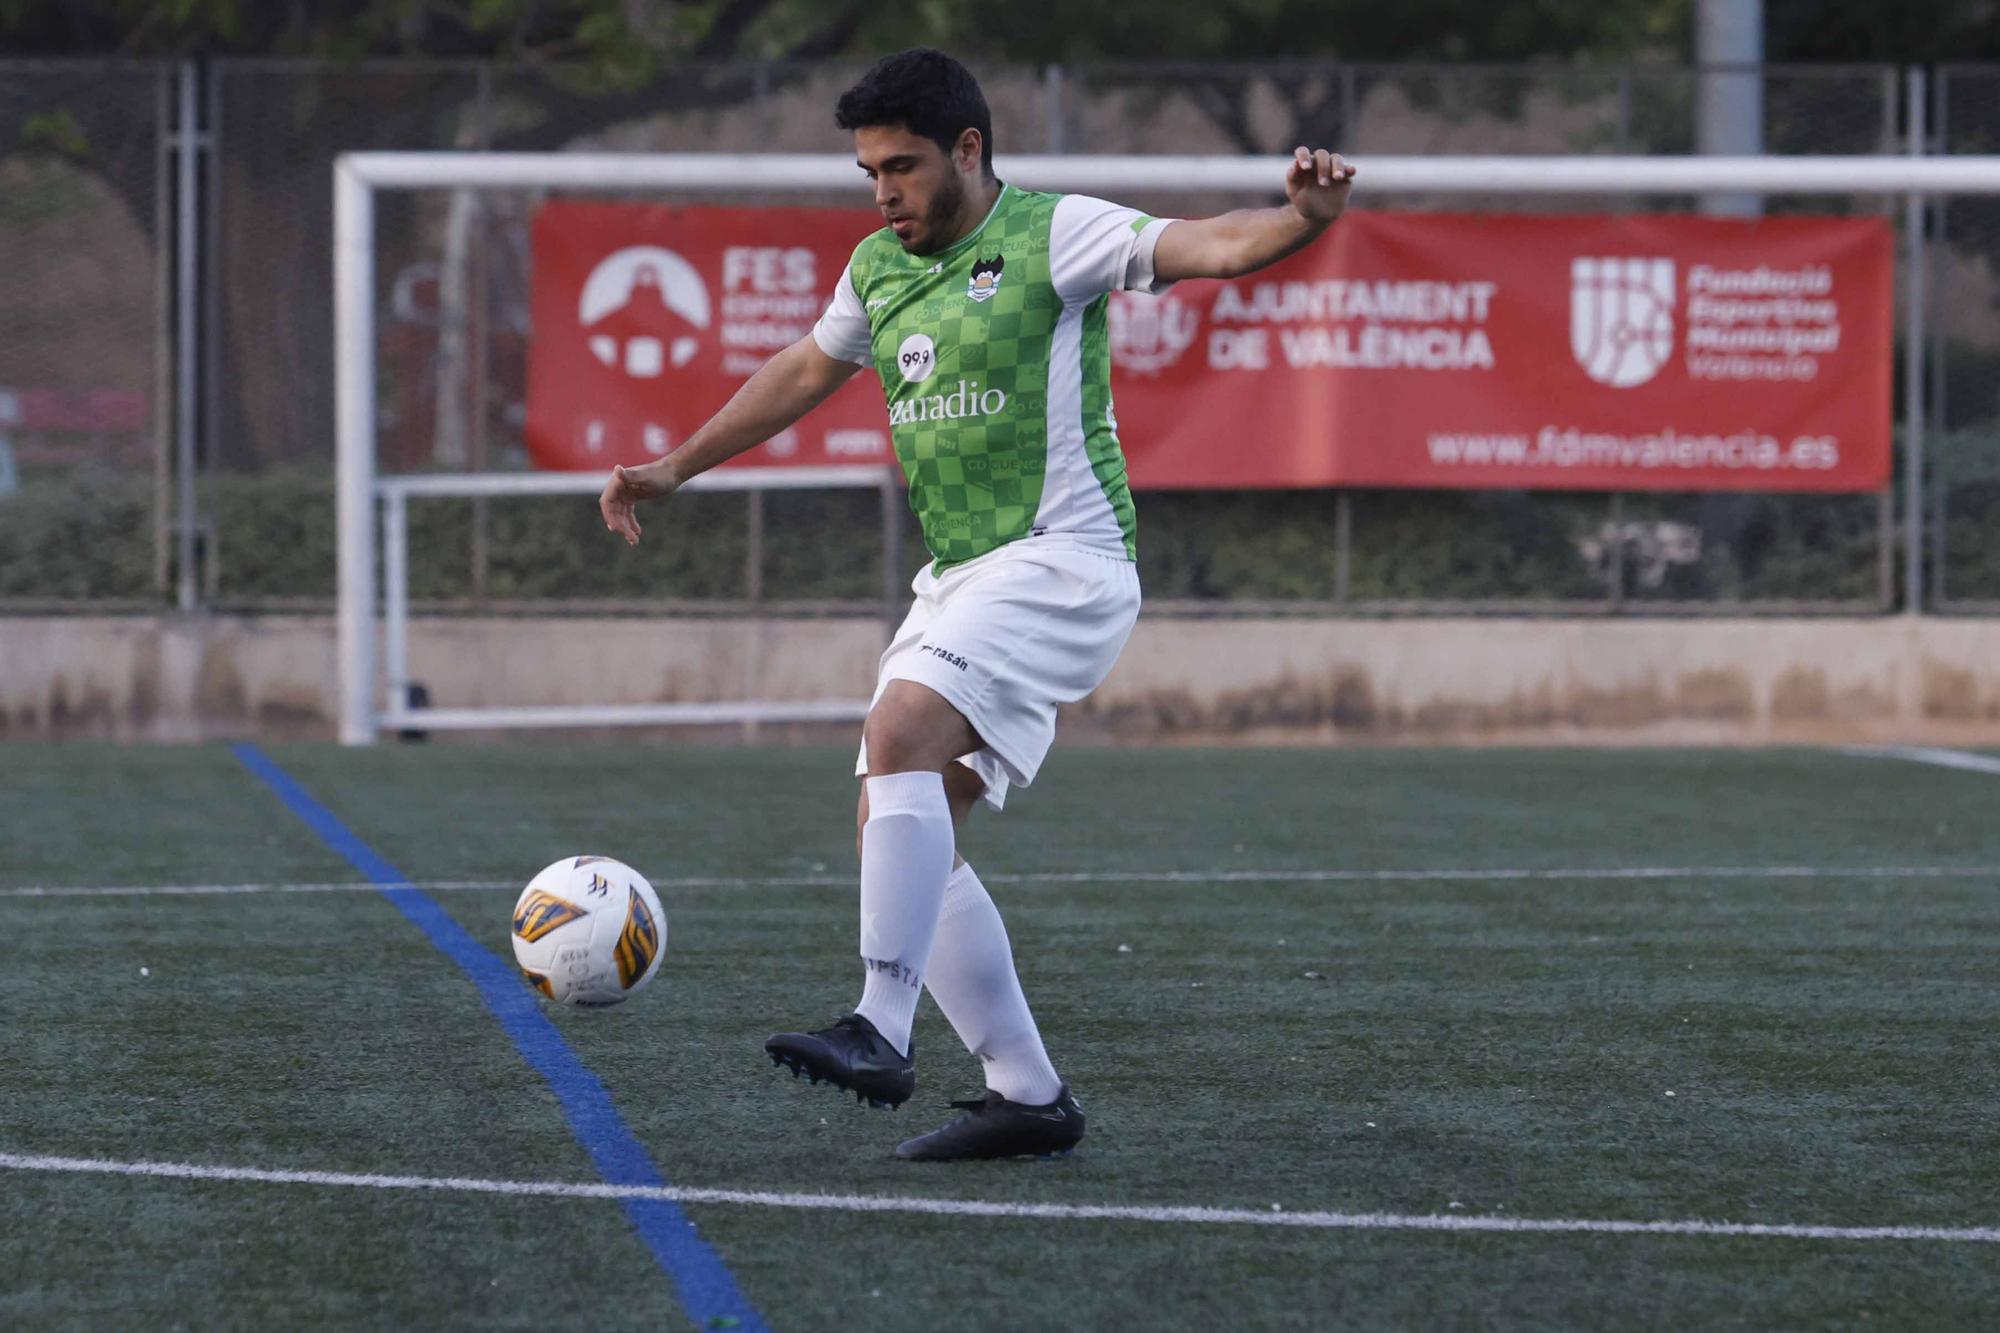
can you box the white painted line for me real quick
[0,1151,1991,1244]
[988,865,2000,885]
[0,879,518,899]
[4,864,1997,900]
[1843,745,2000,777]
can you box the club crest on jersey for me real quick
[513,889,586,943]
[967,254,1004,303]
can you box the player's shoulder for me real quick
[971,187,1059,260]
[845,226,904,291]
[1044,191,1156,241]
[1005,186,1065,212]
[1048,191,1140,216]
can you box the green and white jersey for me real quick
[813,186,1177,569]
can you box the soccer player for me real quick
[600,48,1354,1160]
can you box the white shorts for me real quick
[854,538,1142,811]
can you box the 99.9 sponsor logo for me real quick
[897,333,937,383]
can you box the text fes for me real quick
[721,247,817,293]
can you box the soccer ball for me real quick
[510,856,665,1006]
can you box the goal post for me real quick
[335,150,2000,745]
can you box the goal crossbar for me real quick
[337,150,1992,743]
[338,151,2000,195]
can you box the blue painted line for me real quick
[231,743,766,1333]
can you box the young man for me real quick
[600,48,1354,1160]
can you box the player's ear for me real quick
[954,127,983,174]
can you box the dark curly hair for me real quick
[834,48,994,177]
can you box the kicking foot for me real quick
[765,1013,915,1110]
[895,1086,1086,1161]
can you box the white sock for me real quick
[923,861,1064,1106]
[852,770,955,1058]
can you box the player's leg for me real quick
[894,765,1083,1161]
[765,680,976,1107]
[844,759,1078,1157]
[920,766,1062,1098]
[769,544,1135,1138]
[852,759,985,864]
[848,679,978,1053]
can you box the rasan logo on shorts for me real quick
[917,643,970,671]
[887,379,1007,426]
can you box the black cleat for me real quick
[764,1013,915,1110]
[895,1086,1086,1161]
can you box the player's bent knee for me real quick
[863,681,976,775]
[862,715,928,775]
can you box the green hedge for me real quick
[1937,429,2000,601]
[0,466,157,599]
[0,465,1915,607]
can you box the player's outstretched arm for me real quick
[1152,147,1356,283]
[599,336,861,546]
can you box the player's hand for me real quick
[1286,147,1356,225]
[599,460,676,547]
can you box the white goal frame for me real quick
[336,149,2000,744]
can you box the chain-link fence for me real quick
[0,58,1963,614]
[0,61,170,609]
[1933,66,2000,610]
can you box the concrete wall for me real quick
[6,613,2000,745]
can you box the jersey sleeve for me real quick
[811,262,873,366]
[1049,194,1182,304]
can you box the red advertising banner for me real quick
[526,202,893,471]
[1108,211,1893,492]
[527,203,1893,493]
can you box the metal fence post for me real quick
[152,67,172,599]
[1607,492,1626,609]
[1616,67,1634,152]
[1930,66,1950,609]
[745,488,764,604]
[1333,490,1352,602]
[1044,64,1066,154]
[1905,66,1927,616]
[203,60,223,601]
[470,62,494,603]
[174,61,201,612]
[1878,486,1896,610]
[1881,65,1900,159]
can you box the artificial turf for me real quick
[2,743,1996,1329]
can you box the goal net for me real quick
[335,150,1993,744]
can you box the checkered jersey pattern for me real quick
[850,188,1064,568]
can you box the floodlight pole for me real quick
[335,159,376,745]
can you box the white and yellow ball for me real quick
[510,856,665,1006]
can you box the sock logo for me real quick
[865,957,922,990]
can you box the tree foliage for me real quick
[0,1,894,75]
[14,1,2000,71]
